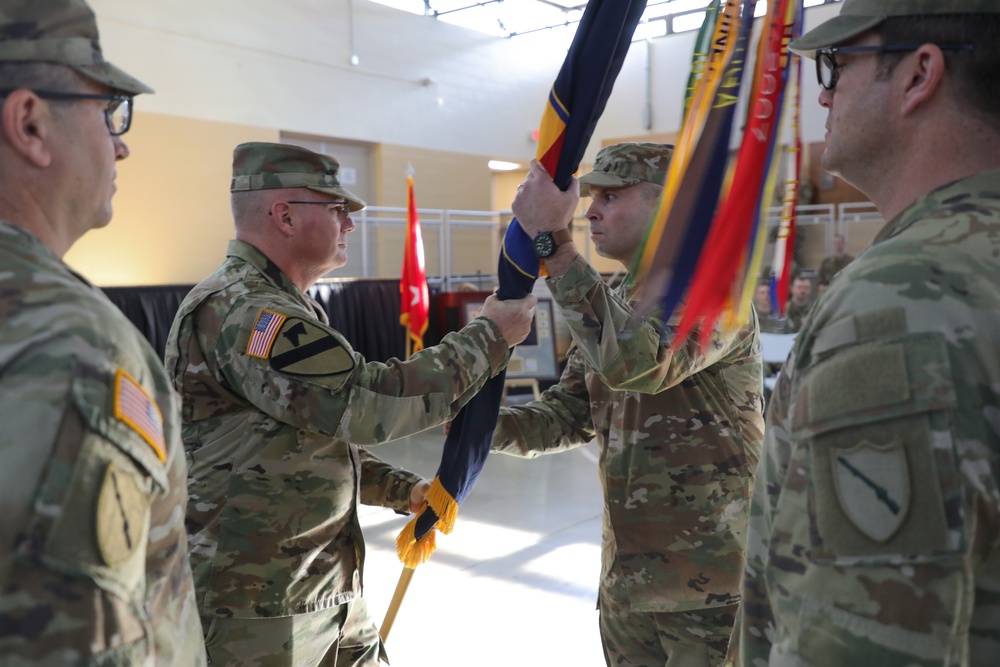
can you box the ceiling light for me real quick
[488,160,522,171]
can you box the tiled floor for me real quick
[358,428,607,667]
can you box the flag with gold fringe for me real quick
[633,0,804,348]
[400,173,429,354]
[395,0,648,568]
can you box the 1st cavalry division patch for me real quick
[268,317,355,376]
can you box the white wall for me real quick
[90,0,843,165]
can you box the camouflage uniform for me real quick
[0,221,206,665]
[494,143,765,666]
[738,163,1000,665]
[782,298,811,334]
[164,143,511,665]
[817,253,853,285]
[0,2,205,664]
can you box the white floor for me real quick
[358,428,607,667]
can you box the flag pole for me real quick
[379,567,415,643]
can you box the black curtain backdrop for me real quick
[102,279,443,364]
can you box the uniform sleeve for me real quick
[355,446,422,512]
[204,294,510,445]
[546,256,752,394]
[491,346,595,458]
[735,367,793,665]
[0,325,205,666]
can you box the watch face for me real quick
[533,232,555,258]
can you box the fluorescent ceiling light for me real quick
[488,160,522,171]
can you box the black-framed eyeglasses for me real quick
[0,88,133,135]
[815,43,974,91]
[287,200,352,216]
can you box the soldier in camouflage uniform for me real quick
[164,142,536,666]
[782,274,813,333]
[816,233,854,285]
[0,1,207,664]
[736,2,1000,665]
[493,143,765,666]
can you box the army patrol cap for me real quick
[790,0,1000,58]
[231,142,367,212]
[0,0,152,95]
[579,142,673,196]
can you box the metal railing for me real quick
[340,202,883,284]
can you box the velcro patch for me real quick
[247,309,287,359]
[269,317,355,376]
[96,462,148,566]
[114,368,166,463]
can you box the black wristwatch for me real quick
[532,228,573,259]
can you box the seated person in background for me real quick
[816,278,830,299]
[753,282,785,333]
[783,274,812,333]
[818,233,854,284]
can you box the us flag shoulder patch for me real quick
[113,368,166,463]
[247,309,287,359]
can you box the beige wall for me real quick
[376,145,492,211]
[64,112,277,286]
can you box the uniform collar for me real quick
[873,168,1000,245]
[226,239,302,296]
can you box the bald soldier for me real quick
[164,141,536,666]
[0,0,206,664]
[737,1,1000,665]
[492,143,764,666]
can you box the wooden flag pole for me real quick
[379,567,415,643]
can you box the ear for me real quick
[899,44,947,117]
[268,200,296,238]
[1,90,55,168]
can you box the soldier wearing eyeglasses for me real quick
[737,1,1000,665]
[164,141,537,666]
[0,0,207,664]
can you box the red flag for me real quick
[400,175,429,354]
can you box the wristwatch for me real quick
[532,228,572,259]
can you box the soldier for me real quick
[817,232,854,285]
[0,0,206,664]
[782,274,812,333]
[737,1,1000,665]
[492,143,765,666]
[164,141,536,666]
[753,281,784,334]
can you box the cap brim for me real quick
[72,61,154,95]
[578,172,638,197]
[789,15,885,58]
[307,185,366,212]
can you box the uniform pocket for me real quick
[791,333,963,563]
[22,360,168,603]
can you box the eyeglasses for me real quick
[287,200,352,216]
[815,43,974,91]
[0,89,133,135]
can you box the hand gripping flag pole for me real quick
[381,0,648,644]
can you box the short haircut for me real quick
[0,62,81,92]
[231,189,275,229]
[875,15,1000,123]
[638,181,663,202]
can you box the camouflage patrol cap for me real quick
[230,142,366,212]
[790,0,1000,58]
[0,0,152,95]
[579,142,673,196]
